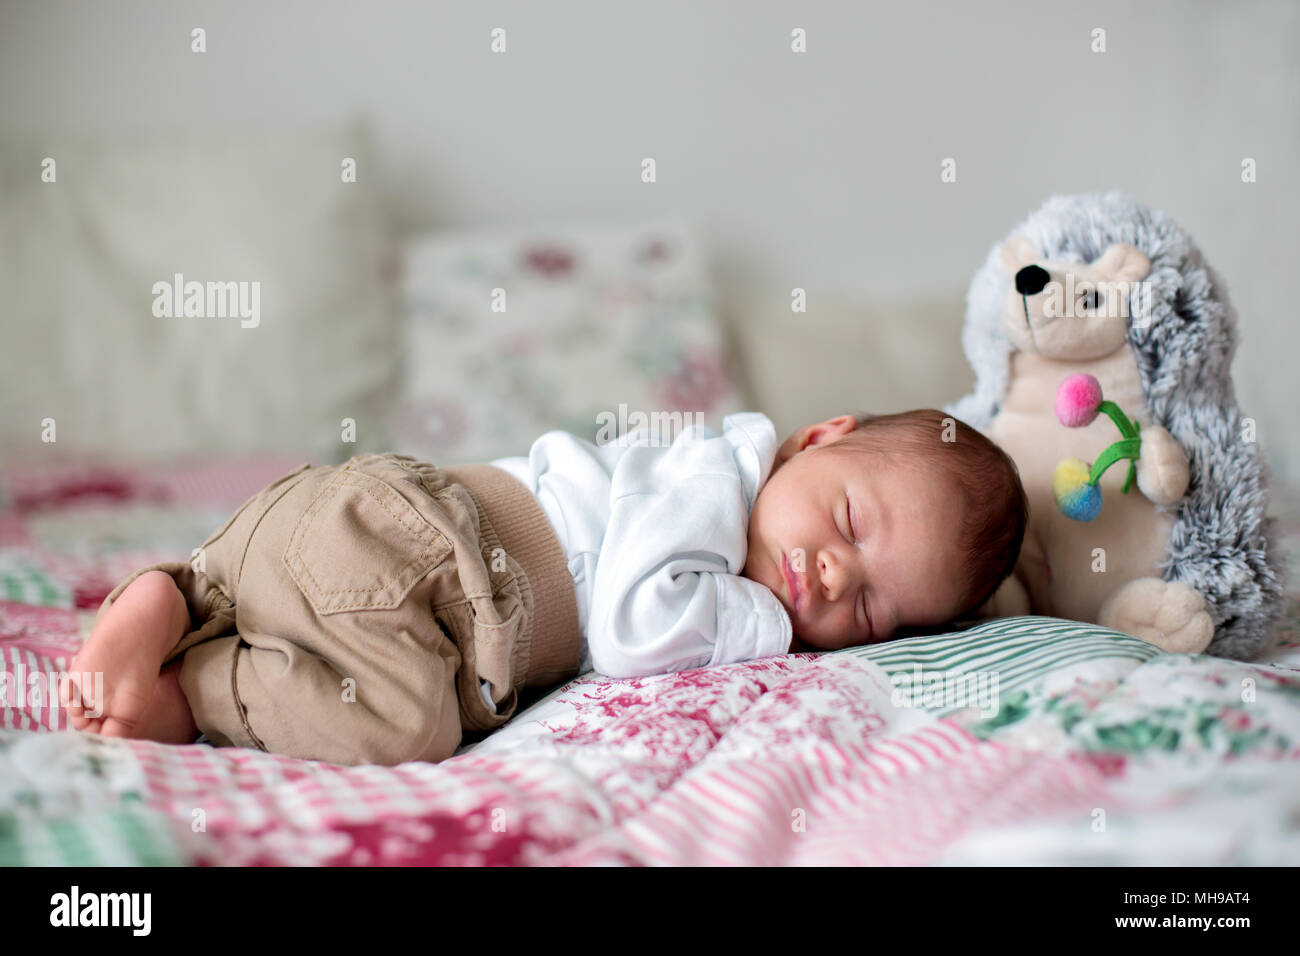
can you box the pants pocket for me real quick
[282,468,453,615]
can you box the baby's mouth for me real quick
[781,551,808,613]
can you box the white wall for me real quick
[2,0,1297,479]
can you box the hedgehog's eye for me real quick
[1082,289,1102,311]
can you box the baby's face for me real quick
[742,415,967,649]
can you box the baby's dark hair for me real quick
[834,408,1029,621]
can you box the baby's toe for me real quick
[77,715,102,734]
[63,676,91,726]
[99,716,139,738]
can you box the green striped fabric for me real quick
[843,615,1163,716]
[0,802,189,866]
[0,725,192,867]
[0,567,69,607]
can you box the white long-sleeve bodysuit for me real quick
[475,412,792,709]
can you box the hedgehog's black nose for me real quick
[1015,264,1050,296]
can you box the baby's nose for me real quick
[817,553,847,601]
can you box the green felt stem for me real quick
[1097,400,1139,440]
[1088,437,1142,488]
[1121,421,1142,493]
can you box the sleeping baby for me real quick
[66,408,1028,766]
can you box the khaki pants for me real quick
[97,453,552,767]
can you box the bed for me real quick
[2,455,1298,865]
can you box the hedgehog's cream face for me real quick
[998,236,1151,361]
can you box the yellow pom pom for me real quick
[1052,457,1092,497]
[1053,457,1102,521]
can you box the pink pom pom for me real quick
[1055,373,1103,427]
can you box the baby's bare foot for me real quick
[67,638,162,737]
[65,570,191,738]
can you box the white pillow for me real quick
[726,295,975,440]
[395,219,751,462]
[0,122,398,465]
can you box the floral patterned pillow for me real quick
[395,220,751,463]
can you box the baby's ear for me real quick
[1000,235,1039,273]
[776,416,855,463]
[775,430,805,465]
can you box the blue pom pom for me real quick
[1058,484,1102,522]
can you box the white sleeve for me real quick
[586,466,792,679]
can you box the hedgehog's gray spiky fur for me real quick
[945,191,1286,660]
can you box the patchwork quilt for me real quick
[2,457,1298,865]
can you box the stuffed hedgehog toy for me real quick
[946,192,1285,659]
